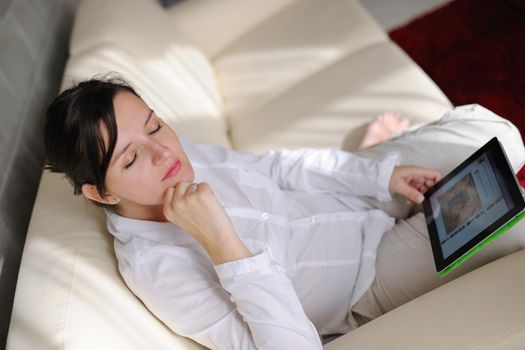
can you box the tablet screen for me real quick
[428,151,512,258]
[423,137,525,272]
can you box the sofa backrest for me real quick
[7,0,453,348]
[164,0,298,59]
[0,0,77,347]
[62,0,230,148]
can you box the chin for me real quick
[174,172,194,185]
[183,166,195,182]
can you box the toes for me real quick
[379,112,401,120]
[361,112,410,149]
[399,117,410,129]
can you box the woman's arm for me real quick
[185,140,440,203]
[160,181,323,349]
[163,181,252,264]
[388,165,442,204]
[184,138,401,201]
[131,248,322,350]
[230,147,440,204]
[237,147,401,201]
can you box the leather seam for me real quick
[62,248,80,349]
[475,322,525,349]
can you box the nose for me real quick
[149,140,171,166]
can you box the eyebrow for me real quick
[113,109,154,165]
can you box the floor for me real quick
[359,0,451,31]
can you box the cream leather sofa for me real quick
[7,0,525,349]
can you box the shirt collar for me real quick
[104,208,174,243]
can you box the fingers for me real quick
[409,177,436,193]
[184,182,199,197]
[425,178,436,186]
[175,182,194,197]
[398,181,425,204]
[428,170,442,183]
[408,167,442,182]
[185,182,213,198]
[393,166,443,203]
[165,181,212,202]
[163,186,176,214]
[166,186,175,202]
[164,182,201,212]
[403,167,442,193]
[177,182,206,196]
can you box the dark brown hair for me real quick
[44,77,138,204]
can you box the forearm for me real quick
[131,248,321,350]
[244,148,400,200]
[163,182,252,264]
[215,249,323,349]
[202,230,253,265]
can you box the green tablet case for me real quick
[439,209,525,278]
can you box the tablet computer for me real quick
[423,137,525,278]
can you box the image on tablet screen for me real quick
[430,152,512,258]
[437,173,482,235]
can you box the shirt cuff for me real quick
[376,152,401,202]
[214,247,273,282]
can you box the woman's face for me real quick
[103,91,194,207]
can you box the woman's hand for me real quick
[389,166,442,204]
[163,182,251,264]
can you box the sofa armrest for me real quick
[324,249,525,350]
[7,171,206,350]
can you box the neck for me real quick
[113,201,167,222]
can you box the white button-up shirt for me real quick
[106,138,399,349]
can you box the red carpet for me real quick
[389,0,525,185]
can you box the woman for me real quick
[44,78,443,349]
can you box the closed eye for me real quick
[125,154,136,169]
[149,121,162,135]
[125,120,162,170]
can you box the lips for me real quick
[162,159,181,181]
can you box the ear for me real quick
[81,184,120,205]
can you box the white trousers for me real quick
[350,104,525,326]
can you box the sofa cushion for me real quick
[325,249,525,350]
[166,0,298,59]
[61,45,230,148]
[64,0,229,147]
[9,104,524,350]
[7,171,206,350]
[70,0,167,57]
[223,41,451,154]
[213,0,389,131]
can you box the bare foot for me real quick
[358,112,410,149]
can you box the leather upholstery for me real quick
[8,1,525,349]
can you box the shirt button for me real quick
[262,212,269,220]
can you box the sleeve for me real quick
[234,148,400,202]
[130,248,322,350]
